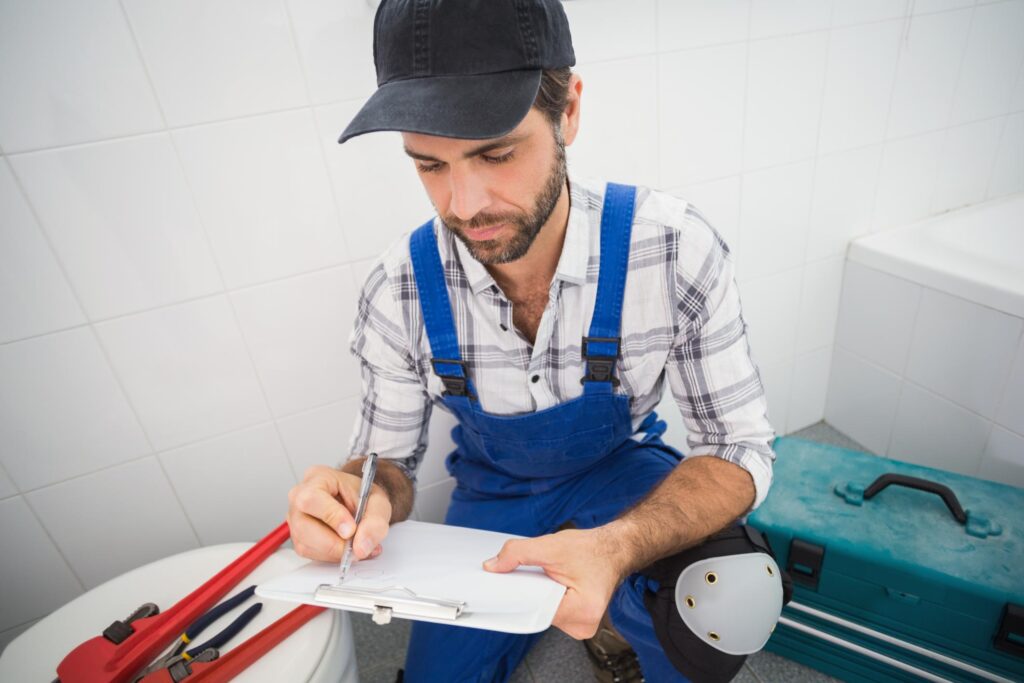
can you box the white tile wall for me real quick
[888,382,992,475]
[122,0,307,127]
[0,466,15,500]
[827,261,1024,486]
[737,160,814,281]
[0,161,86,343]
[948,0,1024,126]
[314,102,435,261]
[94,296,270,451]
[231,265,361,417]
[930,117,1006,213]
[0,327,151,491]
[0,497,82,630]
[789,346,833,432]
[825,347,903,455]
[172,109,347,289]
[568,56,659,189]
[978,426,1024,488]
[284,0,377,106]
[988,111,1024,198]
[159,423,296,545]
[276,397,362,477]
[804,144,882,260]
[740,267,803,366]
[796,257,844,353]
[749,0,832,40]
[996,338,1024,436]
[835,261,922,374]
[10,134,223,321]
[26,458,199,588]
[656,0,749,53]
[872,129,947,231]
[818,20,902,156]
[904,288,1022,419]
[831,0,907,29]
[658,43,747,188]
[0,0,163,152]
[743,32,828,171]
[3,0,1023,632]
[885,9,973,139]
[563,0,656,64]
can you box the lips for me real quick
[464,223,505,241]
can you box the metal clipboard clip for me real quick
[313,583,466,625]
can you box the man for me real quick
[286,1,777,681]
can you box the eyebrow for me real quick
[403,133,527,163]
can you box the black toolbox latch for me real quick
[995,603,1024,659]
[787,538,825,590]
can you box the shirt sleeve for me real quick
[664,205,777,513]
[346,259,431,481]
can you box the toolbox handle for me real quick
[863,473,967,524]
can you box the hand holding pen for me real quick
[286,453,393,567]
[338,452,378,581]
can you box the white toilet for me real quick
[0,544,358,682]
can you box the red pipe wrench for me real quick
[54,522,324,683]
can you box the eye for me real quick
[416,161,445,174]
[482,150,515,165]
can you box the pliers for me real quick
[134,586,262,682]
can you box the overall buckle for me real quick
[581,336,621,387]
[430,358,475,398]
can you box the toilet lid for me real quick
[0,544,350,682]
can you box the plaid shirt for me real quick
[348,171,777,510]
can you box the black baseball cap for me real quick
[338,0,575,144]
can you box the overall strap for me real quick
[582,182,637,395]
[409,219,477,400]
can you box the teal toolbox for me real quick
[748,437,1024,682]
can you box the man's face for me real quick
[401,108,568,265]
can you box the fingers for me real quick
[286,513,346,562]
[287,466,392,562]
[483,537,550,573]
[291,483,355,537]
[352,485,392,560]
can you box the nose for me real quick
[447,166,491,222]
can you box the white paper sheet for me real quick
[256,520,566,633]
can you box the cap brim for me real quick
[338,69,543,143]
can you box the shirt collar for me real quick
[446,168,591,296]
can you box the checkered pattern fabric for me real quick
[347,171,777,510]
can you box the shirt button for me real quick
[499,323,508,331]
[531,374,540,383]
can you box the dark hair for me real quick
[533,67,573,127]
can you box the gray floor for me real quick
[352,421,864,682]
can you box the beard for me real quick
[442,128,568,266]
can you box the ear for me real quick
[561,73,584,146]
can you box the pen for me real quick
[338,452,379,583]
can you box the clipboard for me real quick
[255,520,567,634]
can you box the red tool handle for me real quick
[185,605,326,682]
[56,522,291,683]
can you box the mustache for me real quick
[444,212,520,231]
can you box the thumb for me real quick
[483,538,545,573]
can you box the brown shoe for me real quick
[583,611,645,683]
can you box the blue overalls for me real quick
[404,183,691,683]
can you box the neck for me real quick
[486,179,571,294]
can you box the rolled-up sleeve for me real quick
[664,206,777,512]
[346,259,431,481]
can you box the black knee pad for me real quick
[641,525,793,683]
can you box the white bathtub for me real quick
[848,193,1024,319]
[825,193,1024,488]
